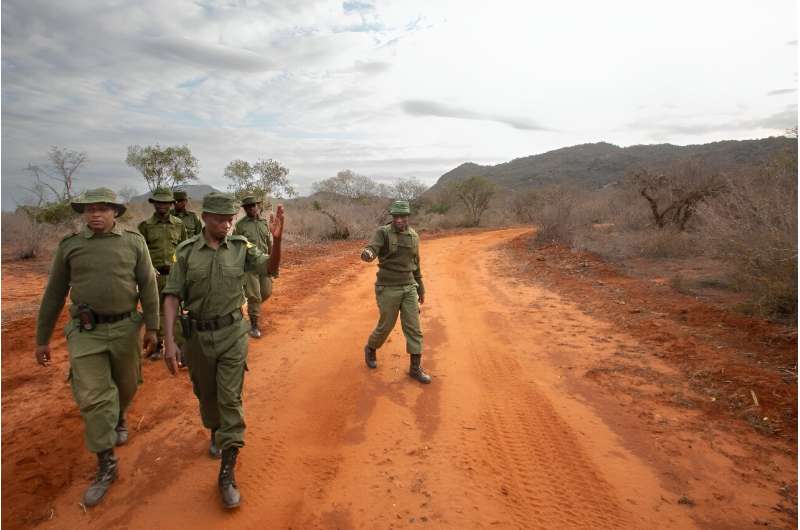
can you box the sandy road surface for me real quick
[4,229,794,528]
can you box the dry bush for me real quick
[1,210,74,260]
[512,186,585,246]
[697,151,798,319]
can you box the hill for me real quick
[130,183,221,203]
[427,137,796,194]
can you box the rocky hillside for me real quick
[427,136,796,194]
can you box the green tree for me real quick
[450,176,496,226]
[312,169,385,200]
[224,158,295,202]
[126,144,199,192]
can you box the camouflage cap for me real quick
[202,192,239,215]
[389,200,411,216]
[240,196,262,207]
[71,187,127,217]
[148,187,175,203]
[173,189,188,200]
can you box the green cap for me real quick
[148,187,175,203]
[389,200,411,215]
[71,187,126,217]
[173,189,188,200]
[240,196,262,207]
[202,192,239,215]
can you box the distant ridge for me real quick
[130,183,221,203]
[427,137,796,194]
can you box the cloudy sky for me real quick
[2,0,796,210]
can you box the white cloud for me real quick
[2,0,797,210]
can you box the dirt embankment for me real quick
[2,229,797,529]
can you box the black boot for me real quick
[364,345,377,369]
[83,449,118,507]
[148,340,163,361]
[218,447,241,509]
[209,429,221,459]
[409,354,431,384]
[115,416,128,446]
[248,315,262,339]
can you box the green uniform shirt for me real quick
[233,216,272,254]
[364,224,424,294]
[137,214,188,269]
[163,233,271,320]
[36,224,160,345]
[171,209,202,238]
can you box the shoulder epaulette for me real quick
[176,235,200,251]
[229,234,249,242]
[59,232,79,244]
[124,229,145,239]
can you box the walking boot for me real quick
[364,345,377,369]
[409,354,431,384]
[148,340,163,361]
[209,429,221,458]
[248,315,262,339]
[115,416,128,446]
[83,449,118,507]
[218,447,241,509]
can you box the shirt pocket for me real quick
[221,265,243,291]
[187,266,206,283]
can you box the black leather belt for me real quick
[156,266,171,275]
[191,310,241,332]
[95,312,131,324]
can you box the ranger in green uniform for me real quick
[162,192,284,509]
[233,196,276,338]
[137,187,188,360]
[35,188,159,507]
[171,189,202,238]
[361,200,431,384]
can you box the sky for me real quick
[1,0,797,210]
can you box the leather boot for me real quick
[115,416,128,446]
[248,315,262,339]
[409,354,431,384]
[209,429,221,459]
[218,447,241,509]
[83,449,118,507]
[364,345,377,369]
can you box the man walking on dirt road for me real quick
[161,192,283,509]
[233,196,277,339]
[137,187,187,361]
[34,188,159,508]
[361,200,431,384]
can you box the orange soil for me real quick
[2,229,796,529]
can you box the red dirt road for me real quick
[2,229,796,528]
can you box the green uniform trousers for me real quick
[66,313,143,453]
[367,284,423,355]
[243,272,272,317]
[185,317,249,451]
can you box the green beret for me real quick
[202,192,238,215]
[71,187,126,217]
[240,196,262,207]
[389,200,411,215]
[148,187,175,203]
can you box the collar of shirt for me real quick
[82,223,124,239]
[193,232,233,250]
[147,213,178,225]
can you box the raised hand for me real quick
[270,204,284,239]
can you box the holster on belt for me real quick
[77,303,96,332]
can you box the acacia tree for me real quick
[25,146,87,201]
[312,169,387,200]
[225,158,295,202]
[450,176,495,226]
[629,159,726,231]
[126,144,199,192]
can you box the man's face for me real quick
[153,201,172,216]
[83,203,116,232]
[244,203,259,218]
[202,212,234,240]
[392,214,409,231]
[174,199,188,213]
